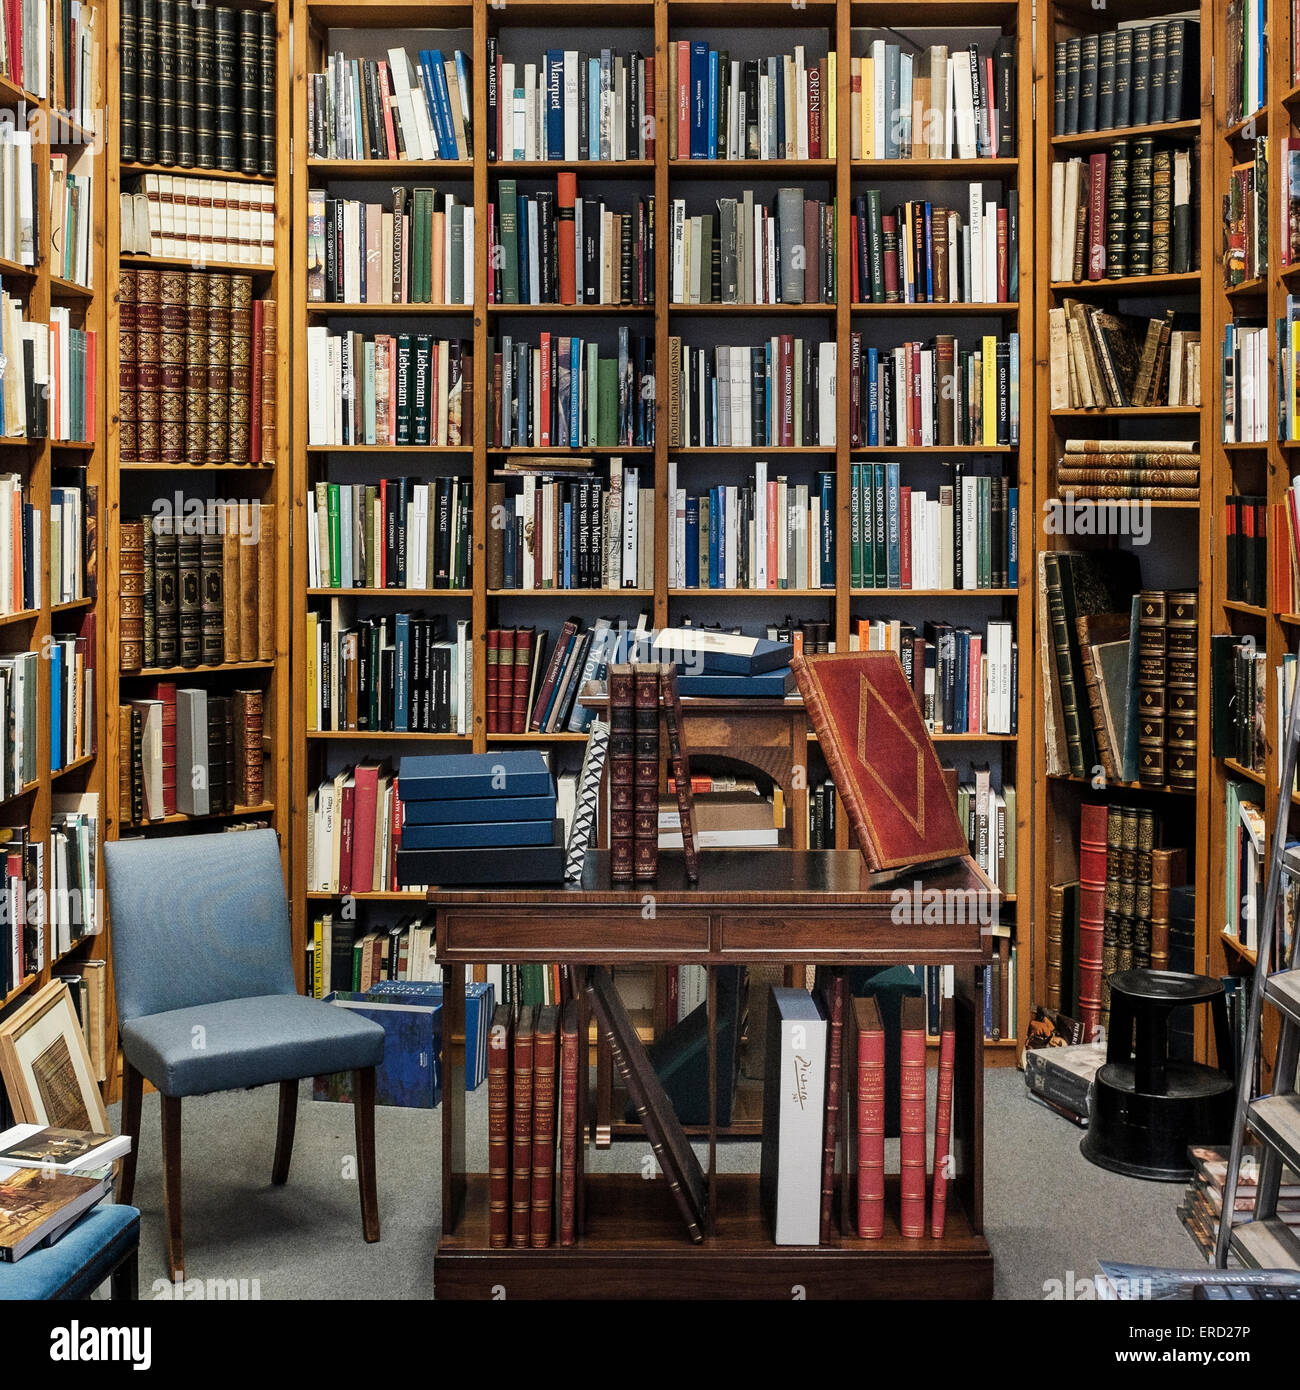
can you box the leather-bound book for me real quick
[530,1003,559,1248]
[223,696,237,810]
[633,664,659,880]
[118,268,138,460]
[510,1004,535,1248]
[1078,802,1109,1039]
[258,9,276,177]
[586,965,706,1243]
[184,272,208,463]
[150,680,178,816]
[259,299,277,461]
[233,687,263,805]
[120,0,139,163]
[129,705,144,823]
[845,993,885,1238]
[1046,880,1079,1014]
[118,522,145,673]
[931,996,957,1238]
[238,509,258,660]
[558,998,580,1246]
[206,272,231,462]
[213,5,237,172]
[206,695,227,813]
[256,503,275,661]
[485,628,501,733]
[1137,589,1168,787]
[1133,807,1157,969]
[511,625,534,734]
[658,663,698,881]
[140,516,157,668]
[898,994,927,1238]
[200,519,224,666]
[487,1002,513,1249]
[608,663,635,882]
[1164,589,1198,790]
[1150,846,1186,970]
[137,0,157,165]
[237,8,259,175]
[227,274,253,462]
[155,519,183,670]
[117,704,134,824]
[176,530,202,668]
[1100,806,1124,1024]
[134,269,162,463]
[175,1,195,167]
[486,482,505,589]
[792,650,967,871]
[816,968,845,1243]
[156,0,177,165]
[194,4,216,169]
[221,503,240,662]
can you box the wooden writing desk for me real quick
[430,850,996,1300]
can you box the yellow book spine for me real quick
[982,335,997,447]
[862,57,873,159]
[306,610,318,731]
[826,52,836,160]
[312,919,324,999]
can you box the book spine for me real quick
[857,1010,885,1237]
[608,664,635,881]
[819,971,845,1243]
[633,663,659,879]
[930,998,956,1237]
[530,1014,558,1247]
[899,996,927,1238]
[510,1017,534,1248]
[487,1006,512,1248]
[559,1001,579,1246]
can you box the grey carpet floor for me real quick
[108,1068,1203,1300]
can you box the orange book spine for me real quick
[557,172,577,306]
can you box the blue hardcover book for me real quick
[885,461,901,589]
[430,51,460,158]
[517,195,530,304]
[568,618,613,732]
[684,496,700,587]
[569,337,581,444]
[362,979,493,1090]
[398,750,553,800]
[1007,486,1019,585]
[653,628,794,675]
[707,50,719,158]
[675,668,796,698]
[394,612,411,731]
[401,817,563,850]
[50,644,63,770]
[873,462,887,584]
[315,992,443,1108]
[546,50,565,159]
[417,51,451,158]
[715,484,726,584]
[867,347,879,445]
[588,59,600,159]
[453,50,473,156]
[402,792,557,825]
[819,471,835,587]
[690,42,709,157]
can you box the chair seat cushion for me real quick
[0,1204,140,1300]
[121,994,385,1097]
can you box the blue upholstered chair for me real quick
[103,829,385,1280]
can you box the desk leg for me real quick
[442,961,466,1237]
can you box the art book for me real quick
[791,650,968,871]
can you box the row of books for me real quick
[0,829,43,993]
[1048,302,1195,411]
[117,505,276,673]
[1224,495,1267,608]
[48,309,93,445]
[0,475,39,614]
[306,764,402,896]
[1283,139,1300,268]
[0,287,50,440]
[1055,438,1200,502]
[306,478,472,593]
[52,0,97,131]
[671,44,831,163]
[0,0,45,98]
[304,331,470,449]
[0,131,35,269]
[303,916,441,996]
[847,333,1019,450]
[957,773,1016,896]
[1178,1145,1300,1262]
[849,463,1018,591]
[666,337,836,449]
[49,148,93,288]
[1273,480,1300,615]
[848,40,1015,161]
[120,687,264,823]
[492,179,653,306]
[670,191,833,306]
[1225,784,1271,961]
[806,780,837,850]
[50,615,94,773]
[509,618,626,736]
[118,269,278,466]
[1225,0,1266,128]
[489,331,654,450]
[50,795,99,954]
[119,175,276,269]
[120,0,276,176]
[666,465,835,592]
[486,464,654,593]
[0,651,37,796]
[488,45,653,164]
[307,48,472,163]
[306,610,472,736]
[1213,642,1266,775]
[851,186,1017,306]
[1052,21,1198,137]
[1223,321,1268,443]
[307,189,474,306]
[1048,144,1195,284]
[1224,138,1267,290]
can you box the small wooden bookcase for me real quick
[430,850,995,1300]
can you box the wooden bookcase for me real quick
[1031,0,1215,1054]
[0,1,111,1102]
[101,0,293,1062]
[288,0,1035,1064]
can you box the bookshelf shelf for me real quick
[667,158,836,177]
[305,444,474,454]
[672,445,835,455]
[488,159,655,177]
[119,253,276,276]
[307,159,475,177]
[119,661,277,678]
[1225,276,1267,299]
[49,278,92,300]
[1,974,39,1010]
[304,302,473,316]
[1049,271,1201,294]
[51,597,95,613]
[851,587,1019,598]
[306,731,472,742]
[1225,108,1269,141]
[1223,759,1266,788]
[488,303,655,314]
[309,587,474,597]
[0,607,39,627]
[1050,406,1201,418]
[116,461,278,472]
[118,161,275,185]
[1049,117,1200,151]
[51,754,96,781]
[125,803,276,830]
[669,302,837,315]
[487,588,654,598]
[1223,599,1269,618]
[0,255,36,279]
[669,587,832,598]
[850,157,1017,177]
[851,445,1015,455]
[850,301,1018,315]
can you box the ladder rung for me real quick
[1266,971,1300,1028]
[1230,1217,1300,1270]
[1249,1096,1300,1169]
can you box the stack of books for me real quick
[1056,438,1200,502]
[1048,301,1197,411]
[1179,1145,1300,1260]
[1053,21,1198,136]
[652,628,795,699]
[395,751,565,887]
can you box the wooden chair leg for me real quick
[111,1248,139,1301]
[117,1059,144,1205]
[353,1067,380,1243]
[161,1095,184,1281]
[272,1079,298,1185]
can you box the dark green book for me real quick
[498,178,520,304]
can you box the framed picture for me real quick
[0,981,107,1133]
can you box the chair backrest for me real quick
[104,829,297,1024]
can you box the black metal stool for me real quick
[1081,969,1236,1181]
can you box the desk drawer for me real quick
[718,912,988,960]
[440,910,712,961]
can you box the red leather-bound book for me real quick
[608,663,636,882]
[898,486,912,589]
[149,680,177,815]
[996,208,1009,302]
[851,994,885,1238]
[487,1003,513,1249]
[530,1004,558,1248]
[899,994,927,1238]
[633,664,660,880]
[930,996,956,1238]
[485,627,501,733]
[539,331,552,446]
[1087,152,1108,280]
[498,626,517,736]
[510,1005,535,1248]
[338,773,355,895]
[791,651,969,871]
[1078,801,1109,1040]
[643,54,655,159]
[817,969,845,1243]
[558,998,579,1246]
[675,41,690,158]
[657,664,698,881]
[557,172,577,306]
[512,625,535,733]
[350,761,380,894]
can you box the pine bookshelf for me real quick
[0,1,110,1101]
[101,0,293,1077]
[1031,0,1215,1057]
